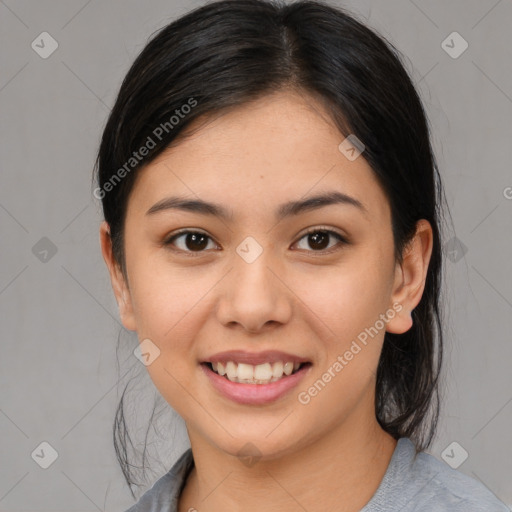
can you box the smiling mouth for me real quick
[203,361,311,385]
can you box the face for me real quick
[101,90,430,461]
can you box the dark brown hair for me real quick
[93,0,447,497]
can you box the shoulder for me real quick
[124,448,194,512]
[410,448,509,511]
[363,438,509,512]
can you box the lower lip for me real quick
[201,363,311,405]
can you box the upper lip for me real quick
[202,350,310,366]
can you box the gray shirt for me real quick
[125,438,509,511]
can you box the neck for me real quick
[178,409,397,512]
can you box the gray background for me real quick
[1,0,511,510]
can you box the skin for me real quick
[100,90,433,512]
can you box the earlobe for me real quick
[386,305,413,334]
[386,219,433,335]
[99,221,137,331]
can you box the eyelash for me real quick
[163,226,349,256]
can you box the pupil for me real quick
[309,231,329,250]
[183,232,330,252]
[186,233,208,251]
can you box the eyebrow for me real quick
[145,191,367,220]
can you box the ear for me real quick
[386,219,434,334]
[99,221,137,331]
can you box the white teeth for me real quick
[272,361,283,379]
[237,363,254,381]
[225,361,237,380]
[254,362,273,381]
[209,360,303,384]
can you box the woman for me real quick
[94,0,509,510]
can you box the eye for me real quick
[164,230,218,254]
[293,227,348,253]
[164,227,348,255]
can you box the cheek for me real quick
[290,254,394,341]
[293,267,389,417]
[126,265,213,412]
[126,250,213,339]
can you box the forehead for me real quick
[127,91,390,223]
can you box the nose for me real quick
[215,248,293,333]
